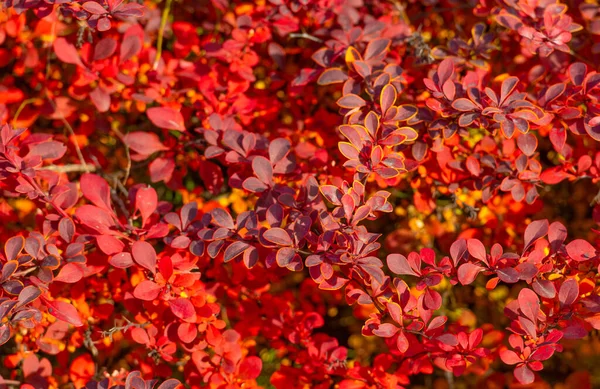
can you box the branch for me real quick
[101,318,150,341]
[153,0,173,69]
[45,94,91,173]
[289,32,323,43]
[40,164,97,173]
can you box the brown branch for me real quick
[100,318,150,341]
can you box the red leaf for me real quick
[54,263,83,283]
[523,219,548,252]
[364,38,390,60]
[276,247,296,267]
[96,235,125,255]
[177,323,197,344]
[387,254,419,276]
[80,174,113,212]
[17,286,41,308]
[133,280,162,301]
[242,177,268,192]
[130,327,150,345]
[123,132,168,156]
[263,228,293,246]
[198,159,224,195]
[514,364,535,384]
[517,133,537,156]
[337,94,366,109]
[120,34,142,63]
[89,88,110,112]
[436,333,458,346]
[457,263,483,285]
[45,299,83,327]
[548,221,567,252]
[558,278,579,307]
[53,38,84,67]
[269,138,291,164]
[532,279,556,299]
[149,157,175,183]
[252,156,274,185]
[93,37,117,60]
[566,239,597,261]
[467,239,487,263]
[4,236,24,261]
[170,298,195,319]
[135,187,157,226]
[320,185,342,205]
[518,288,540,323]
[223,241,250,262]
[238,356,262,380]
[212,208,234,229]
[75,205,115,234]
[317,68,348,85]
[452,98,478,111]
[372,323,399,337]
[109,252,134,268]
[82,1,107,14]
[131,241,156,274]
[396,330,409,353]
[380,84,396,114]
[147,107,185,131]
[500,349,521,365]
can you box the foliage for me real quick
[0,0,599,388]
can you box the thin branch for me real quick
[12,98,38,126]
[12,267,38,278]
[153,0,173,70]
[111,127,131,186]
[40,164,97,173]
[289,32,323,43]
[0,380,21,387]
[45,95,91,173]
[100,318,150,341]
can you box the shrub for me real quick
[0,0,599,388]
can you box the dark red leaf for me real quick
[263,228,292,246]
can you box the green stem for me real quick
[153,0,174,70]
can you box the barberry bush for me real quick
[0,0,600,388]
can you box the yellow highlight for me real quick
[548,273,563,281]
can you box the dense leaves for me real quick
[0,0,600,388]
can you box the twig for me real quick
[101,318,150,341]
[40,164,97,173]
[12,267,38,278]
[0,380,21,387]
[391,0,410,25]
[12,98,38,126]
[111,127,131,186]
[45,95,91,173]
[445,370,455,389]
[289,32,323,43]
[153,0,173,70]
